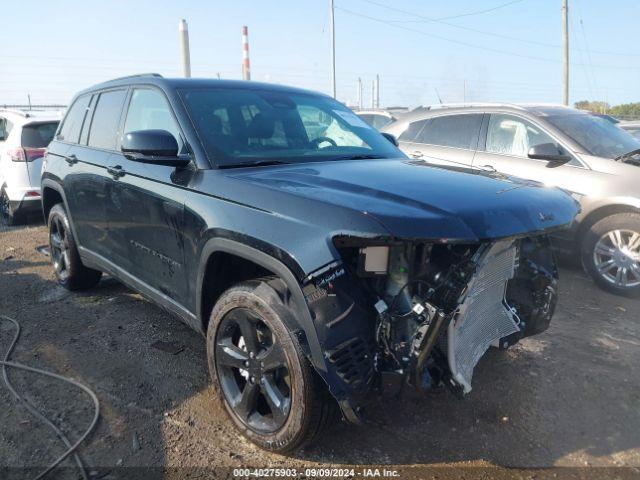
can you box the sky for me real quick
[2,0,639,108]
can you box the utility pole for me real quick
[463,80,466,103]
[178,19,191,78]
[27,94,32,111]
[371,80,375,108]
[329,0,336,98]
[374,74,380,109]
[562,0,569,106]
[357,77,362,110]
[242,26,251,81]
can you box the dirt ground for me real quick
[1,221,639,479]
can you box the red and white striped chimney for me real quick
[242,26,251,81]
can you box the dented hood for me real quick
[224,158,580,242]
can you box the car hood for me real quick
[223,158,579,242]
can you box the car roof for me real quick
[395,103,584,123]
[77,74,330,99]
[356,110,395,117]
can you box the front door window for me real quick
[486,114,556,157]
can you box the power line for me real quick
[358,0,640,57]
[575,0,600,101]
[435,0,524,20]
[336,5,640,70]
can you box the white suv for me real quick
[0,109,61,225]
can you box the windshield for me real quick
[546,113,640,159]
[180,87,400,167]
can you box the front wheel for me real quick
[206,277,332,453]
[48,203,102,290]
[581,213,640,297]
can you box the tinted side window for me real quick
[416,114,483,149]
[371,115,394,130]
[399,119,428,142]
[358,114,374,126]
[0,118,12,141]
[21,122,59,148]
[58,95,91,143]
[87,90,127,150]
[123,88,183,151]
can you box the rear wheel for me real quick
[48,203,102,290]
[581,213,640,297]
[0,190,21,226]
[207,277,332,452]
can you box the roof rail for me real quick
[0,108,29,117]
[423,102,529,111]
[106,73,163,82]
[0,109,66,119]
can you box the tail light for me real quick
[9,147,45,162]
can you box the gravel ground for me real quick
[1,221,639,479]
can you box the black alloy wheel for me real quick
[215,307,292,433]
[49,213,71,282]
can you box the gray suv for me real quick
[384,104,640,297]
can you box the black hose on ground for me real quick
[0,314,100,480]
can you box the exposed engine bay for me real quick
[304,235,558,421]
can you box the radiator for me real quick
[446,240,520,393]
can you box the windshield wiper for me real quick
[615,148,640,161]
[220,160,291,169]
[331,154,386,161]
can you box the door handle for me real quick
[410,150,424,158]
[64,154,78,165]
[107,165,126,178]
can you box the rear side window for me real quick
[0,118,13,141]
[21,122,59,148]
[416,114,483,149]
[370,114,394,130]
[58,95,91,143]
[358,114,374,126]
[399,119,428,142]
[88,89,127,150]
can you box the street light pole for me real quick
[178,19,191,78]
[329,0,336,98]
[562,0,569,106]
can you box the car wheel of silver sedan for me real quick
[582,213,640,297]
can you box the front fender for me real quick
[196,237,376,422]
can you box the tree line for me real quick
[574,100,640,119]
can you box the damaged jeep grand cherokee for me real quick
[42,75,579,452]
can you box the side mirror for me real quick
[381,132,399,147]
[527,143,572,165]
[121,129,190,167]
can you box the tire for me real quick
[0,189,21,226]
[206,277,333,453]
[581,212,640,298]
[48,203,102,290]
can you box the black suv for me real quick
[42,74,578,452]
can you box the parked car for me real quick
[355,109,397,130]
[42,76,578,452]
[0,109,61,225]
[619,121,640,140]
[384,104,640,297]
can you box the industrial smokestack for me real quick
[178,19,191,78]
[242,26,251,81]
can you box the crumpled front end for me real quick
[303,234,558,421]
